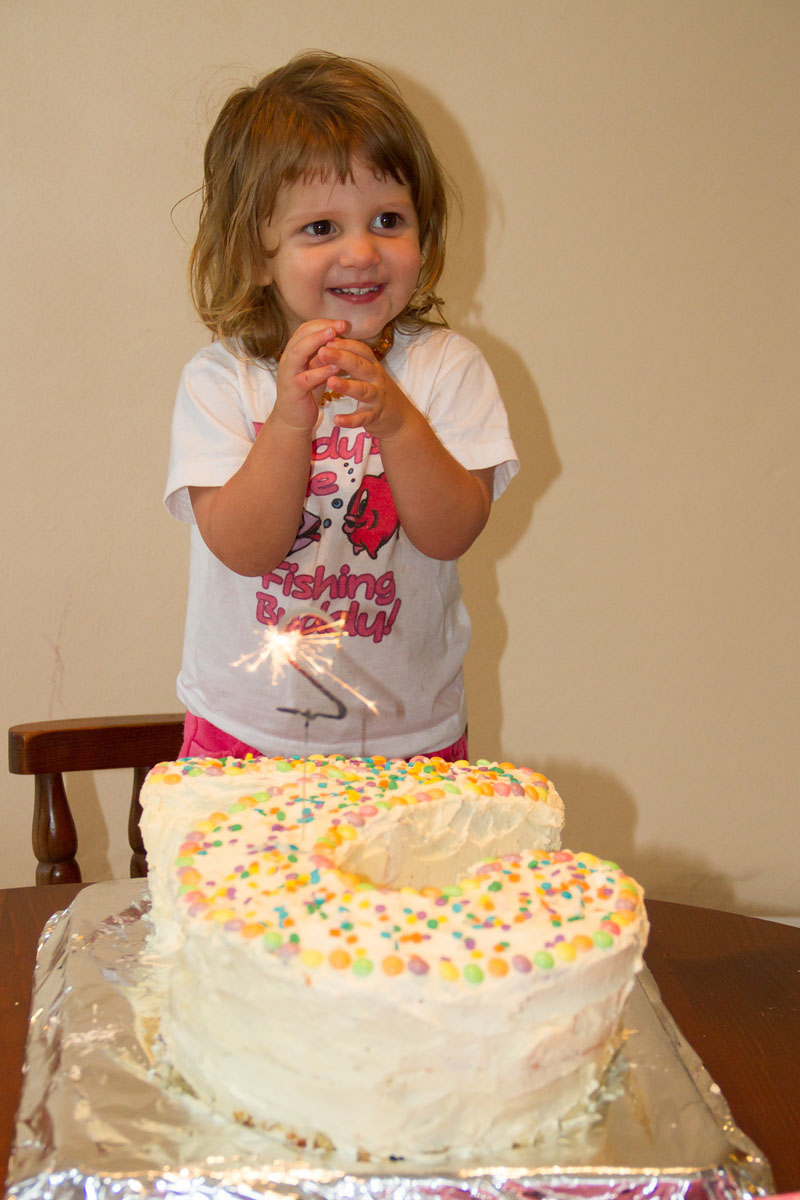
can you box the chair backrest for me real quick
[8,714,184,885]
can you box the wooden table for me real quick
[1,886,799,1194]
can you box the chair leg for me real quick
[129,767,148,878]
[33,773,82,886]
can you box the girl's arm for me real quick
[372,404,493,559]
[318,339,493,560]
[189,415,312,576]
[190,320,345,577]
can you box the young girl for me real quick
[166,51,518,762]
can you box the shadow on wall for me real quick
[387,65,561,760]
[542,755,738,912]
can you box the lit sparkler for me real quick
[233,612,378,722]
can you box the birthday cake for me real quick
[140,754,648,1159]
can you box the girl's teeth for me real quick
[334,286,378,295]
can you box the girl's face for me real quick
[257,160,421,346]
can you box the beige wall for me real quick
[3,1,798,914]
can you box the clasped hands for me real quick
[275,319,411,440]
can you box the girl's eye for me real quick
[303,220,334,237]
[373,212,402,231]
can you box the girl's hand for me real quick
[316,336,492,560]
[274,320,347,432]
[317,338,413,439]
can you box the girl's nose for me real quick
[338,231,380,270]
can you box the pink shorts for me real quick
[180,712,468,764]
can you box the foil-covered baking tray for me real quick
[5,879,772,1200]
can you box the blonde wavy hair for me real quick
[189,51,449,361]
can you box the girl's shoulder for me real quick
[392,323,485,368]
[184,336,275,372]
[395,323,476,352]
[182,338,276,383]
[392,325,496,391]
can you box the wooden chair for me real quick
[8,714,184,885]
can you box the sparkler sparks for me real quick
[233,613,379,719]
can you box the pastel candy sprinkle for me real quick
[157,755,641,987]
[488,957,509,977]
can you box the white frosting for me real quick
[140,755,647,1159]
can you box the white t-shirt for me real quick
[165,324,518,757]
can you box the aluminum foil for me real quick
[5,879,773,1200]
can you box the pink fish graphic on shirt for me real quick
[343,473,399,558]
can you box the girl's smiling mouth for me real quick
[329,284,385,299]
